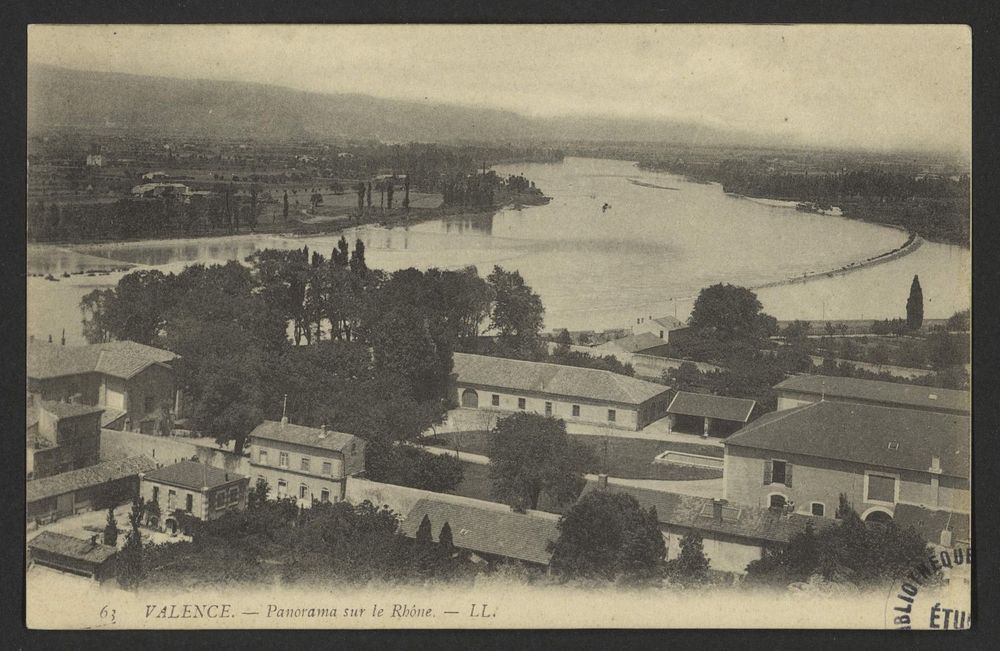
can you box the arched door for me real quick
[461,388,479,408]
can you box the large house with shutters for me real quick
[722,401,970,539]
[247,419,367,506]
[451,352,672,431]
[140,461,249,534]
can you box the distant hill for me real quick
[28,64,769,146]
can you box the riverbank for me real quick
[25,192,551,263]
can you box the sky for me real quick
[28,24,971,154]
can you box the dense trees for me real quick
[664,532,710,584]
[487,266,545,359]
[744,494,934,588]
[688,283,777,343]
[487,413,593,512]
[548,490,665,583]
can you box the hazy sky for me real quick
[28,24,971,154]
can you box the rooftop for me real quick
[452,352,671,406]
[249,420,363,453]
[666,391,756,423]
[893,503,971,546]
[399,497,560,565]
[651,316,687,330]
[580,484,826,544]
[725,401,970,478]
[142,460,246,491]
[28,340,179,381]
[28,531,118,564]
[26,455,157,503]
[774,374,969,414]
[600,332,668,353]
[38,400,104,420]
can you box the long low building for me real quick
[665,391,756,438]
[27,455,157,523]
[774,374,969,415]
[451,352,672,431]
[28,531,118,582]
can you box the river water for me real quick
[27,157,970,344]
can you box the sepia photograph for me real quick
[23,24,971,630]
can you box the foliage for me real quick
[548,490,665,583]
[366,444,465,493]
[247,477,271,510]
[906,275,924,331]
[744,494,935,588]
[117,495,146,590]
[689,284,774,343]
[554,328,573,346]
[546,347,635,376]
[487,266,545,360]
[946,309,970,332]
[103,507,119,547]
[664,531,711,584]
[487,413,593,512]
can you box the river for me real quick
[27,157,970,344]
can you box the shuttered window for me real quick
[765,460,791,486]
[867,474,896,503]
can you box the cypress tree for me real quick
[439,521,455,556]
[906,274,924,331]
[415,514,433,546]
[103,507,118,546]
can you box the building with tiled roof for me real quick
[140,460,248,532]
[27,396,104,479]
[665,391,756,438]
[723,401,970,525]
[28,531,119,582]
[594,332,671,356]
[631,314,692,343]
[247,419,366,507]
[27,340,180,434]
[399,496,560,566]
[27,455,156,523]
[579,482,829,574]
[774,374,969,415]
[452,352,672,431]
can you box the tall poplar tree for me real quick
[906,274,924,331]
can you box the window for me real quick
[765,460,792,486]
[811,502,825,517]
[185,493,194,512]
[769,494,787,509]
[279,451,289,468]
[299,484,308,499]
[301,457,310,472]
[866,473,897,503]
[607,409,616,422]
[572,404,580,417]
[320,488,330,503]
[144,396,155,414]
[545,402,553,417]
[322,461,332,475]
[518,398,526,410]
[258,449,268,464]
[152,486,159,502]
[228,486,239,503]
[167,489,176,510]
[492,394,500,407]
[277,479,287,498]
[214,491,225,509]
[659,330,664,339]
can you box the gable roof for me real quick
[399,497,560,565]
[28,531,118,564]
[725,401,970,478]
[142,460,245,491]
[600,332,668,353]
[452,352,671,406]
[27,340,178,380]
[249,420,363,453]
[579,484,826,544]
[774,375,969,414]
[651,316,686,330]
[666,391,756,423]
[26,455,157,503]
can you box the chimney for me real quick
[930,456,942,473]
[280,416,289,426]
[712,498,727,521]
[319,424,328,439]
[597,473,608,490]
